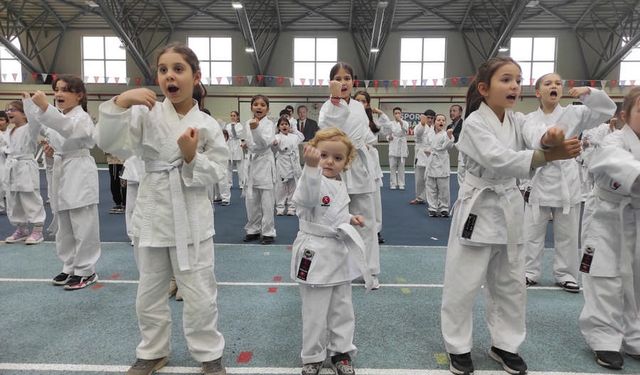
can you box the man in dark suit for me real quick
[296,105,319,141]
[446,104,464,143]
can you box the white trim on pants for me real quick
[56,204,101,276]
[133,237,225,362]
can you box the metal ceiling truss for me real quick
[234,0,281,78]
[0,0,68,76]
[351,0,397,79]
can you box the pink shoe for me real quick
[25,228,44,245]
[6,227,30,243]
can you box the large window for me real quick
[620,39,640,82]
[294,38,337,86]
[188,37,232,85]
[400,38,446,86]
[0,37,22,83]
[510,37,556,86]
[82,36,126,84]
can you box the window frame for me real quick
[619,38,640,83]
[399,37,446,86]
[187,36,233,85]
[293,37,338,86]
[509,36,557,86]
[81,35,127,84]
[0,37,23,83]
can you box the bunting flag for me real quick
[257,75,264,83]
[401,79,407,88]
[300,78,306,85]
[115,77,120,84]
[373,80,379,89]
[392,79,399,89]
[1,74,6,81]
[84,76,89,82]
[364,80,370,88]
[94,76,100,83]
[235,76,244,85]
[460,77,468,86]
[620,80,627,86]
[247,75,254,85]
[568,80,575,88]
[451,77,459,86]
[135,77,142,86]
[601,80,607,89]
[422,79,428,86]
[318,79,324,86]
[31,72,38,80]
[41,73,48,82]
[226,76,233,85]
[382,80,389,90]
[288,77,294,86]
[589,80,596,87]
[412,79,417,88]
[610,80,617,87]
[309,79,315,86]
[216,77,222,84]
[432,78,438,86]
[276,76,285,85]
[11,73,18,81]
[353,79,359,88]
[631,80,636,86]
[126,77,131,85]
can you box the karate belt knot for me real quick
[298,219,374,290]
[594,186,640,314]
[145,159,197,272]
[4,153,36,192]
[50,149,90,213]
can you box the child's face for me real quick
[251,99,268,119]
[230,112,239,122]
[0,117,7,131]
[434,115,446,131]
[536,73,563,107]
[5,105,26,126]
[621,97,640,135]
[480,63,522,113]
[53,80,83,114]
[317,139,349,179]
[393,110,402,121]
[332,67,353,100]
[354,94,369,108]
[157,51,200,113]
[278,121,290,134]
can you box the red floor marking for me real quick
[272,275,282,282]
[268,287,278,293]
[236,351,253,363]
[91,283,104,290]
[109,273,121,280]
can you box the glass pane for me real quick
[518,62,532,86]
[105,36,125,59]
[423,38,446,61]
[106,60,126,83]
[531,62,555,84]
[1,60,22,82]
[624,45,640,61]
[211,38,232,61]
[510,37,532,61]
[316,38,337,61]
[188,37,211,61]
[0,37,20,59]
[84,60,105,83]
[533,37,556,61]
[401,38,422,61]
[294,38,315,61]
[200,61,211,83]
[316,62,335,83]
[294,62,315,85]
[211,61,232,84]
[422,62,444,82]
[400,62,421,82]
[83,36,104,59]
[620,61,640,81]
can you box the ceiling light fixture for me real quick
[231,2,243,9]
[245,46,254,53]
[370,47,380,53]
[498,46,509,52]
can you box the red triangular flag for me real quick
[392,79,399,88]
[373,80,379,88]
[276,76,285,85]
[31,72,38,80]
[412,79,417,87]
[610,80,618,87]
[589,80,596,87]
[451,77,459,86]
[568,80,575,88]
[318,79,324,86]
[432,79,438,86]
[135,77,142,86]
[300,78,306,85]
[257,75,264,82]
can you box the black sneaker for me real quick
[64,273,98,290]
[440,210,449,217]
[331,353,354,375]
[489,346,527,374]
[202,357,226,375]
[627,352,640,360]
[448,352,474,375]
[556,280,580,293]
[301,361,323,375]
[261,236,275,245]
[594,351,623,370]
[243,233,261,242]
[377,232,385,244]
[52,272,71,286]
[127,357,168,375]
[428,210,438,217]
[525,277,537,287]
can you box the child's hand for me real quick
[568,87,591,98]
[178,127,199,163]
[545,137,581,162]
[272,139,279,146]
[329,80,342,98]
[372,107,383,115]
[31,91,49,112]
[542,127,565,148]
[303,144,321,168]
[350,215,365,227]
[43,142,55,158]
[447,128,454,139]
[115,88,156,109]
[249,118,259,130]
[424,150,431,156]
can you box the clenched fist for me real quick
[178,127,199,163]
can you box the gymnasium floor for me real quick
[1,171,639,375]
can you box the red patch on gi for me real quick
[322,196,331,205]
[268,287,278,293]
[236,351,253,363]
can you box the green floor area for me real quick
[1,243,639,374]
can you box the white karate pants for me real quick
[349,192,380,275]
[388,156,405,188]
[426,176,450,212]
[7,191,45,225]
[275,179,297,214]
[56,204,101,277]
[244,187,276,237]
[414,166,427,202]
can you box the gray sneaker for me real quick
[126,357,168,375]
[202,357,226,375]
[301,361,323,375]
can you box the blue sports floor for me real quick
[1,171,638,374]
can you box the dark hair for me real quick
[354,90,379,134]
[424,109,436,117]
[231,110,240,117]
[52,75,88,112]
[6,100,24,113]
[285,105,294,112]
[329,62,354,80]
[201,108,211,115]
[465,57,520,118]
[222,129,229,141]
[297,105,308,112]
[279,109,289,117]
[450,104,463,113]
[251,94,270,108]
[622,86,640,126]
[276,115,291,133]
[193,82,207,110]
[0,110,8,122]
[157,42,200,78]
[534,72,559,91]
[393,107,402,113]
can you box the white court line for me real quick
[0,363,619,374]
[0,278,565,291]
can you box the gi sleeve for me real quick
[292,165,322,208]
[36,104,94,141]
[182,118,229,187]
[558,88,617,138]
[319,99,350,129]
[589,132,640,197]
[95,97,148,160]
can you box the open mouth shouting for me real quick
[506,94,518,101]
[549,89,559,98]
[167,83,179,95]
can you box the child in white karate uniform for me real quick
[292,127,372,375]
[412,110,435,205]
[273,115,303,216]
[425,114,454,217]
[121,155,145,241]
[440,57,582,375]
[95,42,228,375]
[0,111,8,214]
[224,110,245,188]
[385,107,409,190]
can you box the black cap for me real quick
[423,109,436,117]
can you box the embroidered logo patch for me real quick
[321,196,331,206]
[610,180,621,190]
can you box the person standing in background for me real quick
[106,153,126,214]
[297,105,319,142]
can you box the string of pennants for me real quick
[1,72,637,89]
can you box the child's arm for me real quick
[28,91,93,140]
[558,87,617,138]
[21,95,44,138]
[589,131,640,197]
[292,145,323,208]
[180,118,230,187]
[249,118,275,151]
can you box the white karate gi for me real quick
[3,119,45,226]
[581,123,616,199]
[441,102,547,355]
[224,121,246,187]
[523,89,616,284]
[425,130,454,213]
[579,125,640,355]
[274,129,303,215]
[96,97,228,363]
[385,119,409,189]
[243,117,276,237]
[365,128,383,233]
[319,98,379,276]
[122,155,145,238]
[291,165,372,364]
[414,123,434,203]
[25,99,101,277]
[0,130,7,212]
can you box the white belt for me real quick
[298,219,374,290]
[145,159,196,272]
[4,153,36,190]
[595,186,640,314]
[463,173,520,261]
[50,149,91,213]
[529,163,572,222]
